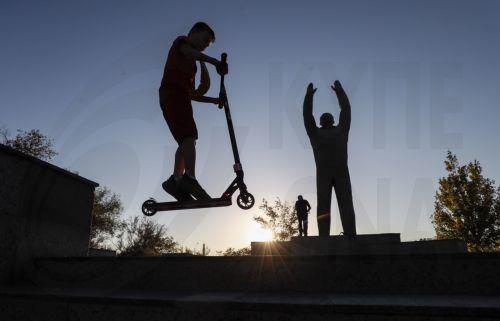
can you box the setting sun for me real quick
[248,222,273,242]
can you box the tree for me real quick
[217,246,251,256]
[116,216,181,256]
[90,186,125,249]
[432,151,500,252]
[0,127,57,161]
[254,198,298,241]
[182,244,211,256]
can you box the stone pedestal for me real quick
[0,145,98,284]
[251,233,467,256]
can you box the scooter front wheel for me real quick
[237,193,255,210]
[142,199,157,216]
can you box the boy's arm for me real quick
[191,95,220,104]
[306,201,311,212]
[179,42,227,74]
[303,83,318,137]
[189,63,219,104]
[192,61,210,97]
[331,80,351,134]
[190,61,219,105]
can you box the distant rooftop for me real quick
[0,143,99,187]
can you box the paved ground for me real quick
[1,286,499,313]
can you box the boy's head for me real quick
[188,22,215,51]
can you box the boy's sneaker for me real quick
[162,175,194,202]
[179,174,211,200]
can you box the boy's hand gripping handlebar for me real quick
[218,53,228,109]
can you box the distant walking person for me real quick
[294,195,311,237]
[302,80,357,237]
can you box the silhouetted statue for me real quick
[295,195,311,237]
[302,80,357,237]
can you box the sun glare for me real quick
[248,222,273,242]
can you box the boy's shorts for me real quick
[159,87,198,145]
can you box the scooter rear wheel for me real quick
[237,193,255,210]
[142,199,157,216]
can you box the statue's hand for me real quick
[306,83,317,96]
[330,80,344,94]
[331,80,349,107]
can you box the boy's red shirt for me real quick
[160,36,197,93]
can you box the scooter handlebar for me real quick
[218,53,228,109]
[219,53,228,76]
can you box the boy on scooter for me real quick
[159,22,228,201]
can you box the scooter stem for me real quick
[218,53,242,170]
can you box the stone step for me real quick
[0,287,498,321]
[290,233,402,243]
[252,237,467,256]
[19,253,500,296]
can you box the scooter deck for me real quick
[152,197,232,211]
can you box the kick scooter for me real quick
[142,53,255,216]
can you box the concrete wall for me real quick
[0,145,98,284]
[32,253,500,296]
